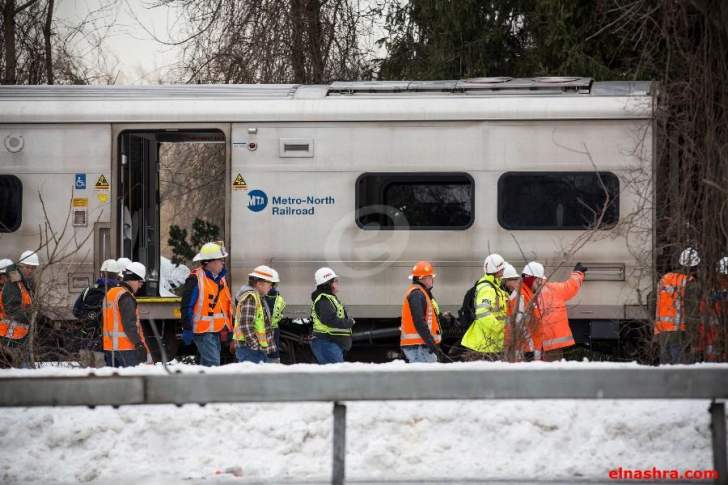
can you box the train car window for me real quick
[498,172,619,230]
[356,172,474,230]
[0,175,22,233]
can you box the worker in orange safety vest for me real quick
[400,261,442,363]
[102,262,150,367]
[654,247,701,364]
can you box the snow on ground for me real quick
[0,361,725,484]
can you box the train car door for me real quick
[111,125,231,356]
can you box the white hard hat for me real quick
[100,259,122,274]
[502,263,519,280]
[269,268,280,283]
[193,242,229,262]
[123,261,146,281]
[718,257,728,275]
[249,265,276,283]
[116,257,132,272]
[522,261,546,279]
[483,253,506,274]
[18,250,39,266]
[0,258,13,274]
[678,247,700,268]
[315,267,338,286]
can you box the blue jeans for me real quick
[402,345,438,363]
[236,345,269,363]
[104,350,142,368]
[310,337,345,364]
[193,332,221,366]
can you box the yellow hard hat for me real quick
[193,242,229,262]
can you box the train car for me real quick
[0,78,654,362]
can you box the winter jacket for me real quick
[311,288,354,351]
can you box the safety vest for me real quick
[311,293,351,337]
[504,286,537,353]
[655,272,690,334]
[461,274,508,353]
[0,281,32,340]
[102,286,147,351]
[271,294,286,329]
[400,284,441,347]
[234,289,270,349]
[191,268,232,334]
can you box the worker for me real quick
[654,247,701,364]
[102,262,150,367]
[264,267,286,363]
[180,242,233,367]
[0,251,39,350]
[501,263,537,361]
[232,265,277,363]
[400,260,442,363]
[73,259,121,321]
[523,261,587,361]
[460,253,509,360]
[309,267,355,364]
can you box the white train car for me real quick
[0,78,654,360]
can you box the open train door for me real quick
[112,125,231,360]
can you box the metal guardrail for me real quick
[0,367,726,485]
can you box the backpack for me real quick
[457,278,498,327]
[73,286,107,321]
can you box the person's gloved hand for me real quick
[228,340,236,355]
[182,329,194,346]
[219,327,230,342]
[574,262,588,274]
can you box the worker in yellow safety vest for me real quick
[461,253,510,360]
[233,265,278,363]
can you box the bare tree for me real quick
[139,0,376,83]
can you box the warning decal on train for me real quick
[95,174,110,190]
[232,173,248,190]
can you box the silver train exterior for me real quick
[0,78,654,334]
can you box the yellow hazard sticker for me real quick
[95,174,110,190]
[72,197,88,207]
[232,173,248,190]
[97,192,109,203]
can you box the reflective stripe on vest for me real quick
[542,335,575,349]
[0,281,32,340]
[311,294,351,337]
[102,286,145,351]
[271,294,286,329]
[400,284,442,346]
[655,273,689,334]
[192,268,232,334]
[233,290,269,348]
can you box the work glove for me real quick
[228,340,237,355]
[182,329,194,346]
[219,327,230,342]
[574,262,588,274]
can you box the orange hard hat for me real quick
[411,260,436,278]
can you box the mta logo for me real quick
[247,189,268,212]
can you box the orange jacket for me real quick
[400,284,441,347]
[537,272,583,351]
[191,268,232,334]
[0,281,32,340]
[504,284,541,353]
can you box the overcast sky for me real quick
[56,0,184,84]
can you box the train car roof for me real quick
[0,78,654,123]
